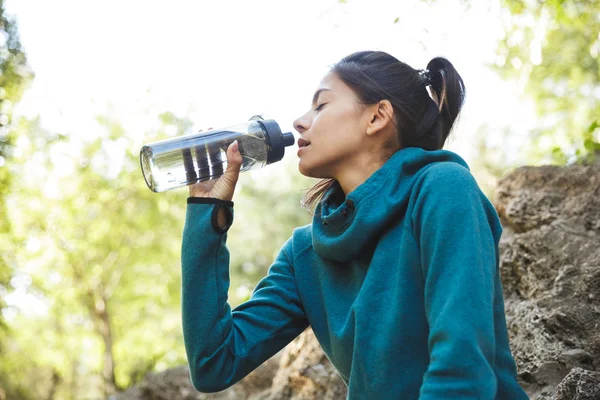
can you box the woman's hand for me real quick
[188,139,243,201]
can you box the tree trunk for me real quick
[95,293,117,397]
[82,287,118,398]
[46,370,62,400]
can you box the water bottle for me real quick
[140,116,295,192]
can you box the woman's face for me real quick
[293,71,371,179]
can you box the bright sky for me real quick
[6,0,536,166]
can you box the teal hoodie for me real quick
[181,147,528,399]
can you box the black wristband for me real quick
[187,197,234,207]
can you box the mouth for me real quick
[298,138,311,148]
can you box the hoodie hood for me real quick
[311,146,469,262]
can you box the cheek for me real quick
[315,104,361,141]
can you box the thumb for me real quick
[222,140,243,182]
[209,140,243,201]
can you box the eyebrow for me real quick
[312,88,332,105]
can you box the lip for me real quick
[298,138,311,148]
[297,146,309,157]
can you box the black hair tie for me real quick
[419,69,432,85]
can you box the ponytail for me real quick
[425,57,466,144]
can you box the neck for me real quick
[335,155,386,196]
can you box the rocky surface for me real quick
[115,329,345,400]
[114,353,282,400]
[117,157,600,400]
[495,158,600,399]
[554,368,600,400]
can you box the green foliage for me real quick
[2,108,312,398]
[0,0,34,223]
[495,0,600,164]
[0,0,35,398]
[577,120,600,164]
[2,114,188,398]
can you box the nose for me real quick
[293,112,311,134]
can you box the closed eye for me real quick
[315,103,326,112]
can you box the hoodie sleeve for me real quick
[181,198,309,393]
[411,164,500,399]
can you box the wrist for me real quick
[187,197,234,233]
[187,197,233,206]
[189,193,232,201]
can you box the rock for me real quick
[494,161,600,235]
[114,354,283,400]
[494,158,600,399]
[554,368,600,400]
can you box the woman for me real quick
[181,50,528,399]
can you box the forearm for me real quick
[181,200,235,390]
[181,200,308,392]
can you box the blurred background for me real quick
[0,0,597,398]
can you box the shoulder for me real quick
[411,161,481,208]
[284,223,313,260]
[417,161,476,190]
[409,161,502,238]
[410,161,492,221]
[276,224,313,269]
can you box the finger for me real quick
[208,142,241,201]
[223,140,243,181]
[227,140,243,165]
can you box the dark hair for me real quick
[301,50,466,212]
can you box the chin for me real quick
[297,162,314,178]
[298,159,330,179]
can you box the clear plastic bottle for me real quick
[140,116,295,192]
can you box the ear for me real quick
[365,100,394,137]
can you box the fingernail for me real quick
[232,140,239,153]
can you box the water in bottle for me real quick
[140,117,295,192]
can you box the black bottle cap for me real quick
[257,119,296,164]
[282,132,295,147]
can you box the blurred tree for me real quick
[0,0,34,398]
[3,108,312,398]
[4,113,189,398]
[493,0,599,163]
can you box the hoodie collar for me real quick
[311,147,469,262]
